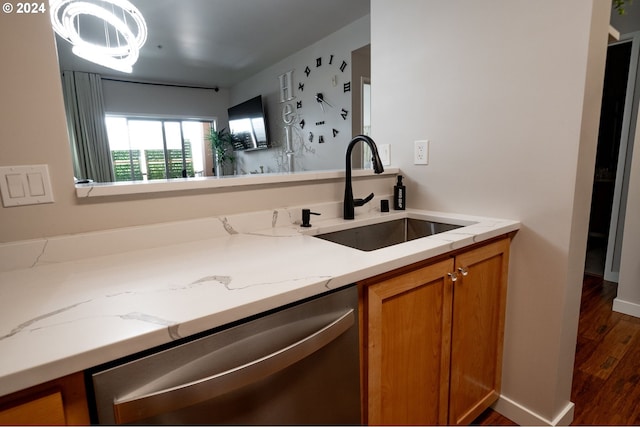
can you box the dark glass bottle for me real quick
[393,175,406,210]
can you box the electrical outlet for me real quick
[414,140,429,165]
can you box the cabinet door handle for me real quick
[458,267,469,276]
[448,272,458,282]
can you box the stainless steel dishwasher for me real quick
[88,284,360,425]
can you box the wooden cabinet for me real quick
[362,258,454,425]
[360,237,510,425]
[449,238,510,425]
[0,372,90,425]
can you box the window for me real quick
[105,116,214,181]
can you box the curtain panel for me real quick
[62,71,114,182]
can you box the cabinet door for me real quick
[0,391,65,425]
[0,372,89,426]
[363,258,454,425]
[449,238,510,425]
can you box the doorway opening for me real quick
[585,40,634,277]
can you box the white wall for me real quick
[230,15,370,174]
[371,0,608,424]
[92,16,370,176]
[102,80,230,121]
[0,4,614,425]
[0,12,392,242]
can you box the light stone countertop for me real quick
[0,200,519,397]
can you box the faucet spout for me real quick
[344,135,385,220]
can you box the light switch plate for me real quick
[0,165,54,207]
[378,144,391,166]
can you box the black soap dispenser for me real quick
[393,175,406,210]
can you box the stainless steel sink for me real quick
[314,218,464,251]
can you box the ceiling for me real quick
[54,0,370,88]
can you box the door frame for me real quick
[604,31,640,282]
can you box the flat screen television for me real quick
[227,95,270,151]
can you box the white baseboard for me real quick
[613,298,640,318]
[493,395,575,426]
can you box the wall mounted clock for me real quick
[296,54,351,143]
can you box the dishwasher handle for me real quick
[113,308,355,424]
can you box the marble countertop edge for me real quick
[0,205,520,397]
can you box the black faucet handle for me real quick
[301,209,321,227]
[354,193,374,207]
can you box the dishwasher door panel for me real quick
[90,285,360,425]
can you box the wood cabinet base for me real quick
[0,372,90,425]
[360,236,511,425]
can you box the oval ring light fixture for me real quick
[49,0,148,73]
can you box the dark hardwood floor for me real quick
[472,406,517,425]
[571,274,640,425]
[474,274,640,426]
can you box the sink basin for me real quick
[314,218,464,251]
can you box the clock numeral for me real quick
[309,132,313,142]
[300,119,305,129]
[332,129,339,137]
[316,57,322,67]
[341,108,349,120]
[304,66,311,77]
[316,120,325,126]
[343,81,351,93]
[329,54,334,65]
[296,100,302,109]
[319,135,325,144]
[298,82,304,92]
[339,60,347,72]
